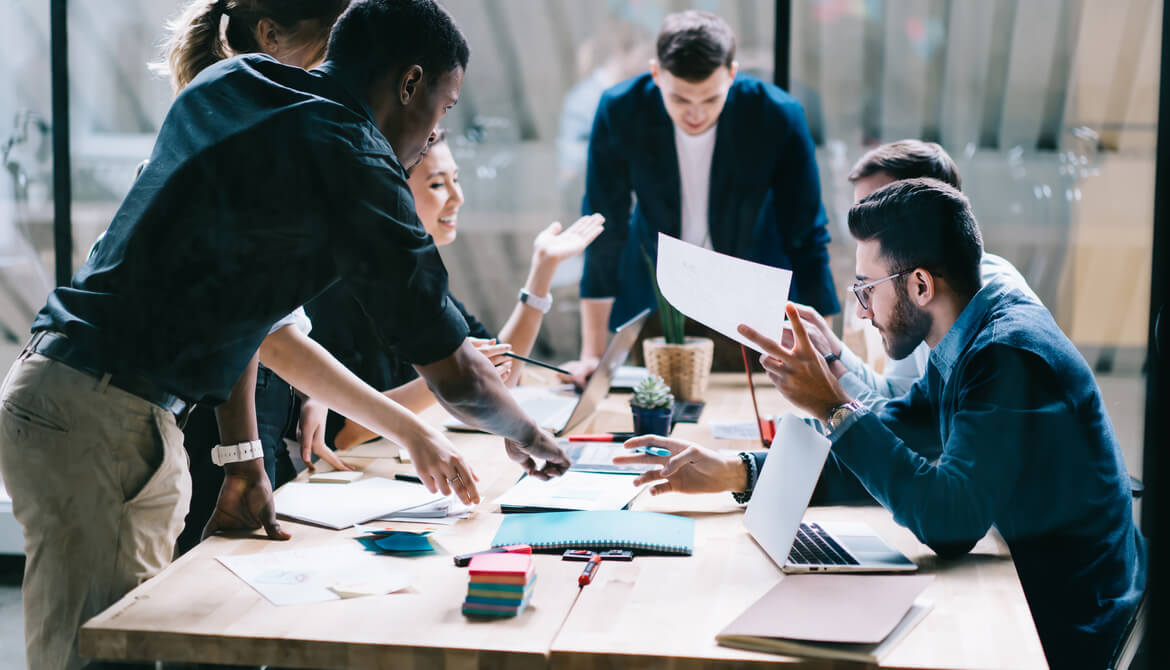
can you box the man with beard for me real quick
[616,179,1146,669]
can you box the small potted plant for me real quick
[641,248,714,401]
[629,375,674,436]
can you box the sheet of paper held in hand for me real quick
[656,233,793,354]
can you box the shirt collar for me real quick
[312,60,378,126]
[929,279,1009,383]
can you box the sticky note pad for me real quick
[468,552,533,577]
[373,532,434,554]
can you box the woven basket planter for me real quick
[642,336,714,402]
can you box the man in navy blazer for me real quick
[566,10,838,378]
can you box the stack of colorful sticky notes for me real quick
[462,553,536,618]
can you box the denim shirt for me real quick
[829,281,1146,669]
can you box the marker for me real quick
[453,544,532,567]
[502,351,573,376]
[394,473,423,484]
[563,549,634,561]
[633,446,672,458]
[567,433,637,443]
[578,553,602,587]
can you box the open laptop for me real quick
[446,309,651,437]
[744,413,917,573]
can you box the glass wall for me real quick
[788,0,1159,496]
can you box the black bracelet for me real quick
[731,452,757,504]
[823,351,841,365]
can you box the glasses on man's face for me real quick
[851,270,910,311]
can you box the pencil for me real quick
[502,351,573,376]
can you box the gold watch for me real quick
[826,400,862,432]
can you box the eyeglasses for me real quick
[851,270,910,311]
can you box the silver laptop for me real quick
[744,413,917,573]
[446,309,650,437]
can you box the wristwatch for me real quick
[823,351,841,365]
[210,439,264,466]
[518,288,553,314]
[826,400,863,433]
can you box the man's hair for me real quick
[656,11,736,82]
[326,0,469,84]
[848,178,983,298]
[848,140,962,190]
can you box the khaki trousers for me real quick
[0,353,191,670]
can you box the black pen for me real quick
[394,473,423,484]
[502,351,573,376]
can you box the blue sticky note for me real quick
[373,531,434,554]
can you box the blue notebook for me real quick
[491,510,694,555]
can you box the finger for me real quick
[760,355,785,375]
[737,323,789,359]
[262,510,291,541]
[622,435,689,453]
[467,337,494,346]
[543,221,564,237]
[632,467,665,486]
[433,470,452,497]
[453,460,479,504]
[539,459,569,478]
[612,452,667,465]
[477,344,512,358]
[649,481,673,496]
[314,444,352,472]
[786,303,815,351]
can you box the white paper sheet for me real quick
[494,471,647,512]
[274,476,445,530]
[656,233,793,353]
[377,494,473,524]
[711,420,774,440]
[217,544,413,606]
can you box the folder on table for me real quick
[491,510,694,555]
[716,574,934,664]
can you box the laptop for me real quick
[446,309,651,437]
[744,413,917,573]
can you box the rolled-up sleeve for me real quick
[316,133,469,365]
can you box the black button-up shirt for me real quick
[33,55,469,404]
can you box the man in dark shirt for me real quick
[622,179,1146,668]
[0,2,567,668]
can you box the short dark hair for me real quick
[848,178,983,298]
[656,11,736,82]
[326,0,469,84]
[848,140,962,190]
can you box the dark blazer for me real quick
[579,73,840,328]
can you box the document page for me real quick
[217,544,413,606]
[656,233,792,353]
[494,471,647,512]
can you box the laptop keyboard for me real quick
[787,522,859,566]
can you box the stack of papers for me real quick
[378,494,473,525]
[462,553,536,618]
[274,477,445,529]
[611,365,650,389]
[216,544,413,606]
[494,470,646,513]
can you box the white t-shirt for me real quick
[674,124,717,249]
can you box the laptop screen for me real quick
[560,309,651,434]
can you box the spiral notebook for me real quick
[491,511,694,555]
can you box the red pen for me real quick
[567,433,636,443]
[578,553,602,587]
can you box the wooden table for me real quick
[80,374,1047,669]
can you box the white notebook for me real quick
[494,471,646,513]
[274,476,444,529]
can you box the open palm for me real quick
[532,214,605,264]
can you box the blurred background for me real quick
[0,0,1163,664]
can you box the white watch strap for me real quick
[518,288,552,314]
[211,439,264,467]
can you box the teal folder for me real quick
[491,511,694,555]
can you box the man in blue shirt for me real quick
[0,2,568,668]
[621,179,1146,668]
[565,10,838,379]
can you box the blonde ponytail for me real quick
[151,0,231,94]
